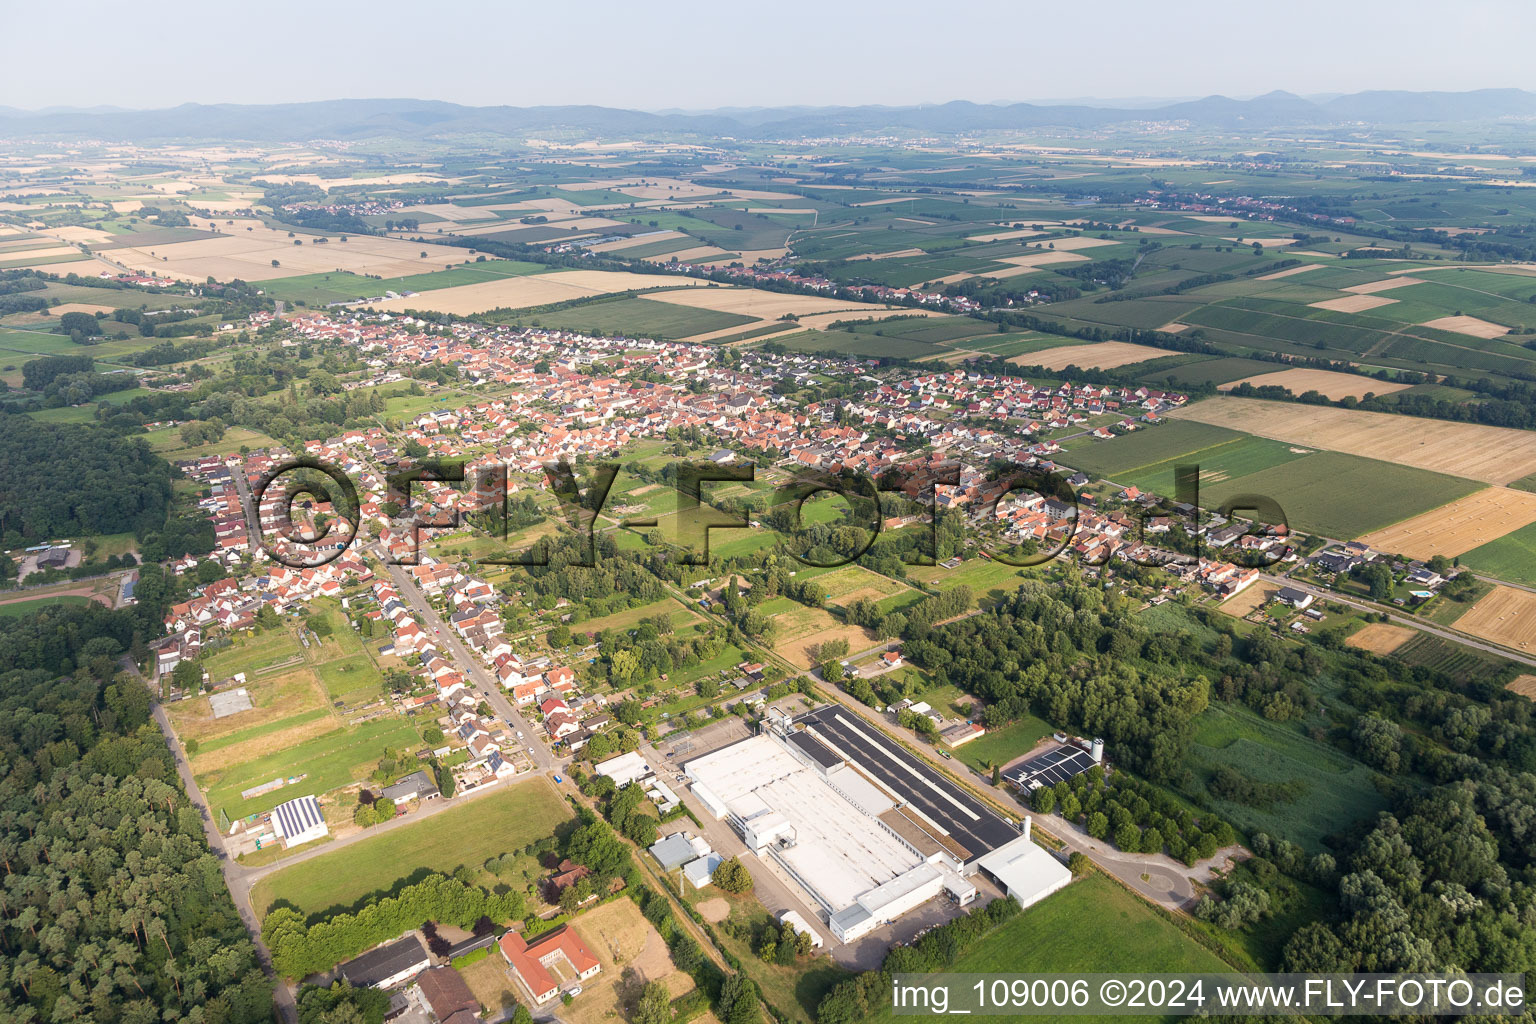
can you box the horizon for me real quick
[4,0,1533,111]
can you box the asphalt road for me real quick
[380,555,559,773]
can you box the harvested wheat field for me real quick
[1506,675,1536,700]
[1257,264,1323,281]
[364,271,709,315]
[1014,341,1167,371]
[1168,397,1536,486]
[966,228,1046,243]
[1218,368,1410,401]
[1219,582,1279,617]
[1309,294,1398,314]
[1453,585,1536,650]
[1159,322,1191,333]
[1358,487,1536,559]
[1045,235,1119,251]
[1344,277,1424,294]
[101,224,473,282]
[1421,315,1510,339]
[1346,623,1416,655]
[48,302,117,317]
[984,251,1090,278]
[640,285,893,319]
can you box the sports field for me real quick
[249,777,570,921]
[1168,397,1536,486]
[1358,487,1536,559]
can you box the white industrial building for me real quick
[685,733,976,943]
[271,794,328,849]
[975,820,1071,909]
[595,750,653,788]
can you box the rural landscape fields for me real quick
[8,75,1536,1024]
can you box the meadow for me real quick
[1183,705,1387,854]
[871,874,1230,1024]
[250,777,570,921]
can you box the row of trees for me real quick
[262,874,524,979]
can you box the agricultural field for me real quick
[1450,585,1536,653]
[1218,368,1411,401]
[249,777,570,920]
[1357,487,1536,559]
[506,294,754,340]
[1459,519,1536,585]
[1169,397,1536,486]
[1345,622,1416,655]
[1011,341,1168,371]
[362,270,710,315]
[1393,632,1515,683]
[1196,451,1483,540]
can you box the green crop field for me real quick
[511,295,753,340]
[1060,421,1244,480]
[871,874,1230,1024]
[1114,436,1313,499]
[1458,520,1536,585]
[1184,705,1387,854]
[1197,451,1483,539]
[250,777,571,922]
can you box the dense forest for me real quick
[0,603,274,1023]
[0,415,173,544]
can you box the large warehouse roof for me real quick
[797,707,1018,860]
[686,734,922,911]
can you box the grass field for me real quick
[955,716,1055,773]
[201,715,423,821]
[250,777,570,921]
[1185,705,1386,853]
[0,593,93,617]
[872,874,1229,1024]
[511,294,755,340]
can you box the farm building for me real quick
[271,794,328,849]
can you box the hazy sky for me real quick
[4,0,1534,111]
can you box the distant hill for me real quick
[2,90,1534,142]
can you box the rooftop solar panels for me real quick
[1005,745,1097,790]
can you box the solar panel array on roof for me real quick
[273,794,323,838]
[1005,745,1097,789]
